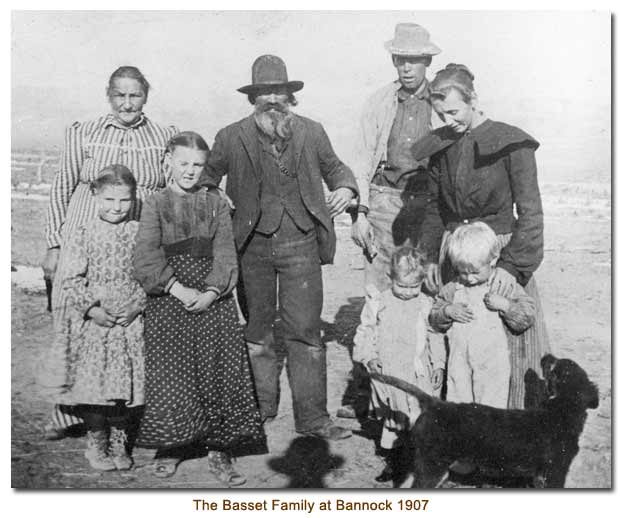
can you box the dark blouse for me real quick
[133,187,238,296]
[413,119,543,286]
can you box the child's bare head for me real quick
[389,246,427,300]
[91,164,137,224]
[447,222,500,286]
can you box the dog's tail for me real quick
[369,373,435,411]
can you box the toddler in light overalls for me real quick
[430,222,536,408]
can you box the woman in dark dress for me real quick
[413,64,551,409]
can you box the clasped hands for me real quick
[169,282,218,314]
[430,264,517,323]
[87,302,142,328]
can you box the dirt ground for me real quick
[10,186,611,489]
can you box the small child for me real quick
[60,164,146,471]
[430,222,536,408]
[133,131,264,486]
[353,246,445,482]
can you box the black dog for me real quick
[371,354,598,488]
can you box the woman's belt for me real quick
[445,218,482,232]
[163,237,213,258]
[444,215,515,235]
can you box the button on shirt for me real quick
[383,81,432,187]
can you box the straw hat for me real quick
[238,55,304,95]
[384,23,441,56]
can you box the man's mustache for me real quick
[256,102,289,113]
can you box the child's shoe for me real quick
[84,430,115,471]
[109,427,133,470]
[206,450,246,486]
[375,461,393,482]
[44,422,66,441]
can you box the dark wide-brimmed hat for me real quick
[384,23,441,57]
[237,55,304,95]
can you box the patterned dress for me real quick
[41,113,177,406]
[133,187,265,452]
[57,218,146,407]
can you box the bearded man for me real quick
[203,55,358,440]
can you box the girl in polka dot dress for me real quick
[133,131,264,486]
[60,165,145,472]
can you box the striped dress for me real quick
[41,114,177,411]
[46,113,178,250]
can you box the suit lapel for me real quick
[291,115,307,174]
[239,116,261,180]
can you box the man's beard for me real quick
[254,102,294,141]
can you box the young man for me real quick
[351,23,441,295]
[341,23,442,420]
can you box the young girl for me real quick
[352,246,445,483]
[429,222,536,407]
[133,131,264,486]
[60,164,145,471]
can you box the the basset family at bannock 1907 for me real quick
[12,17,606,490]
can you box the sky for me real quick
[11,10,611,183]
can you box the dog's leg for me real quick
[433,470,451,488]
[391,442,416,488]
[543,459,573,488]
[396,472,415,488]
[413,457,451,489]
[541,443,579,489]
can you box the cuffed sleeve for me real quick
[429,282,458,332]
[133,195,176,295]
[164,276,177,293]
[204,197,238,297]
[497,146,544,286]
[500,283,536,333]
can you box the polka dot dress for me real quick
[137,254,265,451]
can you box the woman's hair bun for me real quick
[445,63,475,81]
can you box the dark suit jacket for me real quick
[203,114,358,264]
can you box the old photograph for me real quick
[10,10,611,490]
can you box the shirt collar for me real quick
[103,112,147,129]
[397,79,430,102]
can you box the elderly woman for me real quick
[41,65,178,438]
[413,63,551,409]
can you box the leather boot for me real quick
[84,430,115,471]
[109,426,133,470]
